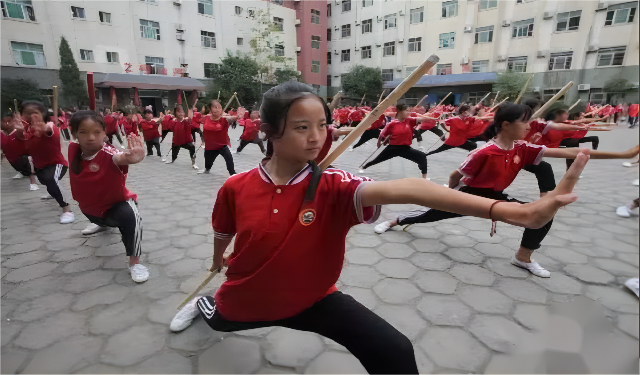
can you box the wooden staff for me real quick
[359,136,390,169]
[52,86,58,126]
[531,81,573,119]
[477,92,491,106]
[223,92,237,113]
[568,99,581,112]
[359,93,366,106]
[328,91,343,112]
[584,104,610,117]
[377,89,386,104]
[437,92,452,107]
[14,99,18,114]
[487,97,509,113]
[217,91,220,100]
[235,95,242,109]
[514,75,533,104]
[177,267,222,310]
[319,55,440,170]
[415,94,429,108]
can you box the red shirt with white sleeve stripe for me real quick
[25,125,68,169]
[379,117,417,146]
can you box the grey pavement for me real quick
[1,126,638,374]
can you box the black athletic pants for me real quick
[84,199,142,257]
[107,132,123,145]
[237,139,266,154]
[145,137,161,156]
[204,147,236,175]
[9,155,33,176]
[426,140,478,156]
[172,143,196,161]
[414,127,444,142]
[161,130,171,142]
[363,145,428,174]
[35,164,69,208]
[397,186,552,250]
[629,116,638,128]
[352,129,381,149]
[197,291,418,374]
[561,136,599,169]
[523,161,556,193]
[191,128,204,143]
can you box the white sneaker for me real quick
[13,173,24,179]
[81,223,110,235]
[41,194,54,200]
[616,205,632,218]
[231,150,237,154]
[60,211,75,224]
[29,184,39,191]
[192,164,199,170]
[170,297,201,332]
[129,263,149,283]
[622,162,635,167]
[624,278,639,298]
[633,179,639,186]
[374,221,392,234]
[165,160,173,164]
[358,169,365,173]
[348,147,353,152]
[510,256,550,278]
[196,169,210,174]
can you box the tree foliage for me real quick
[274,67,300,84]
[341,65,383,100]
[250,8,298,84]
[1,78,45,116]
[603,78,636,93]
[492,71,532,100]
[58,36,87,106]
[207,51,261,107]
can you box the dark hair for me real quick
[69,111,106,174]
[20,100,46,115]
[457,104,470,115]
[482,102,532,139]
[395,104,408,112]
[174,104,185,114]
[209,99,222,108]
[522,98,540,111]
[544,108,567,122]
[143,109,153,115]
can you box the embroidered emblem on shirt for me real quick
[513,155,521,165]
[89,163,100,172]
[299,208,316,226]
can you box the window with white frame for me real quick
[341,49,350,62]
[237,37,243,46]
[597,47,625,67]
[204,63,220,78]
[542,88,564,102]
[139,0,156,2]
[274,44,285,56]
[512,18,534,38]
[383,41,395,56]
[479,0,497,10]
[274,17,284,31]
[1,1,36,21]
[197,0,213,16]
[556,10,581,31]
[362,19,372,33]
[381,69,393,81]
[79,49,93,61]
[10,41,45,66]
[472,60,489,72]
[589,88,605,103]
[442,0,458,18]
[145,56,164,74]
[327,3,331,16]
[342,0,351,12]
[327,28,332,40]
[468,92,490,103]
[439,32,455,48]
[311,60,320,73]
[605,2,636,25]
[384,14,396,29]
[327,52,331,64]
[362,0,373,7]
[408,37,421,52]
[99,11,111,23]
[361,45,371,59]
[507,56,527,72]
[201,30,216,48]
[311,35,321,49]
[406,66,417,75]
[327,75,332,86]
[436,63,452,75]
[548,52,572,70]
[71,6,85,19]
[106,51,119,63]
[342,24,351,37]
[410,7,424,24]
[311,9,320,24]
[474,25,494,43]
[235,6,242,15]
[140,19,160,40]
[270,0,283,4]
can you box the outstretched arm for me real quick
[548,122,588,131]
[543,145,638,160]
[113,134,146,165]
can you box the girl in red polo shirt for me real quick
[236,110,266,154]
[139,109,162,157]
[67,111,149,283]
[196,100,239,175]
[103,109,123,146]
[166,105,199,169]
[349,113,387,151]
[425,104,491,156]
[170,83,592,374]
[119,112,140,136]
[160,109,173,142]
[1,115,38,190]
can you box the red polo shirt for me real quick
[444,116,474,146]
[25,125,68,169]
[170,118,194,145]
[380,117,417,146]
[140,120,161,141]
[240,119,260,141]
[1,130,27,163]
[203,116,231,150]
[104,115,118,135]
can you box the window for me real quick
[197,0,213,16]
[605,2,636,25]
[274,44,285,56]
[475,26,493,43]
[410,7,424,24]
[556,10,581,31]
[106,51,119,63]
[361,45,371,59]
[237,37,243,46]
[235,6,242,15]
[406,66,417,75]
[437,63,452,75]
[468,92,490,103]
[145,56,164,74]
[542,89,565,102]
[439,32,455,49]
[311,35,321,49]
[1,1,36,21]
[362,19,372,33]
[341,49,350,62]
[381,69,393,82]
[274,17,284,31]
[327,75,332,86]
[472,60,489,72]
[79,49,93,61]
[341,24,351,38]
[479,0,497,10]
[311,9,320,24]
[99,11,111,23]
[383,41,395,56]
[140,19,160,40]
[204,63,220,78]
[507,56,527,72]
[327,4,331,17]
[442,1,458,18]
[270,0,283,4]
[362,0,373,6]
[311,60,320,73]
[548,52,572,70]
[512,19,534,38]
[342,0,351,12]
[10,41,45,66]
[408,37,421,52]
[597,47,625,67]
[71,6,85,19]
[201,30,216,48]
[327,28,332,40]
[327,52,331,64]
[589,88,605,103]
[384,14,396,29]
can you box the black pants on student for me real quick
[9,155,33,176]
[629,116,638,128]
[191,128,204,143]
[35,164,69,208]
[146,137,161,156]
[161,130,171,142]
[397,186,553,250]
[523,161,556,193]
[414,127,444,142]
[197,292,418,374]
[107,132,123,145]
[363,145,428,175]
[237,139,266,154]
[60,128,71,141]
[352,129,381,149]
[204,147,236,175]
[84,199,142,257]
[172,143,196,161]
[426,140,478,156]
[560,136,599,169]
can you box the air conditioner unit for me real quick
[461,56,469,64]
[334,50,339,55]
[376,43,381,47]
[597,2,607,10]
[334,26,339,30]
[502,20,511,27]
[543,11,554,19]
[297,70,302,75]
[296,46,301,52]
[463,26,472,33]
[176,24,184,32]
[294,0,300,2]
[179,58,187,65]
[578,84,591,91]
[377,16,382,23]
[398,39,404,43]
[355,22,361,26]
[532,87,540,93]
[173,0,181,5]
[295,19,301,26]
[399,10,404,16]
[176,34,185,41]
[537,50,547,58]
[335,0,339,5]
[396,66,402,72]
[497,55,507,61]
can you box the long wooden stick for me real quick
[492,91,500,106]
[359,93,366,106]
[532,81,573,119]
[359,136,390,169]
[487,97,509,113]
[584,104,610,117]
[52,86,58,126]
[478,92,491,105]
[177,268,221,310]
[14,99,18,114]
[568,99,581,112]
[319,55,440,170]
[377,89,386,104]
[217,91,220,100]
[437,92,452,107]
[415,94,429,108]
[514,75,534,104]
[328,91,343,112]
[223,92,237,112]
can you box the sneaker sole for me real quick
[510,260,550,278]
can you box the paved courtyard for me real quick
[1,125,638,374]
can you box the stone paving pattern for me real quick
[1,127,638,374]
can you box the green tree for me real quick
[250,8,298,84]
[1,78,45,116]
[341,65,383,100]
[603,78,636,93]
[492,70,532,100]
[274,67,300,84]
[58,36,87,106]
[207,51,261,106]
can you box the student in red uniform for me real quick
[120,112,140,136]
[425,104,490,156]
[375,103,638,278]
[57,109,71,141]
[169,83,590,375]
[103,109,123,146]
[67,111,149,283]
[191,108,205,143]
[236,110,265,154]
[628,103,638,128]
[1,116,38,190]
[160,109,173,142]
[139,109,162,156]
[19,101,74,223]
[166,105,199,169]
[349,113,386,151]
[197,100,239,175]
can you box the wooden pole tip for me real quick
[427,55,440,64]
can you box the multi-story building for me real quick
[327,0,639,105]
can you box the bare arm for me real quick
[543,145,639,160]
[448,170,463,188]
[415,115,439,122]
[334,127,354,136]
[547,122,588,132]
[113,134,146,165]
[210,237,233,271]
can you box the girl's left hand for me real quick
[126,134,146,161]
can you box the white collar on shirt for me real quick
[258,160,311,185]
